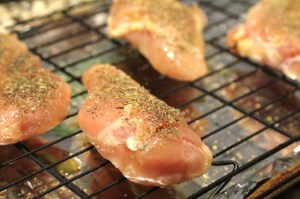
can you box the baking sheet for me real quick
[0,0,300,198]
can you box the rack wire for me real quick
[1,0,300,198]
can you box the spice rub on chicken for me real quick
[227,0,300,81]
[78,64,212,186]
[0,34,71,145]
[108,0,208,81]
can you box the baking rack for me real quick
[1,0,300,198]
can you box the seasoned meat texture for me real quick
[227,0,300,81]
[108,0,207,81]
[0,34,71,145]
[78,64,212,186]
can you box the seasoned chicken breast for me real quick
[0,34,71,145]
[108,0,208,81]
[78,64,212,186]
[227,0,300,81]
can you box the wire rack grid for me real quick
[1,0,300,198]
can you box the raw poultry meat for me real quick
[78,64,212,186]
[88,151,177,198]
[227,0,300,81]
[0,34,71,145]
[108,0,208,81]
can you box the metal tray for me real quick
[0,0,299,198]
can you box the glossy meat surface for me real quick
[108,0,207,81]
[78,64,212,186]
[227,0,300,81]
[0,34,71,145]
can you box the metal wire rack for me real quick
[1,0,300,198]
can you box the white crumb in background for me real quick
[0,0,97,33]
[68,0,82,6]
[32,1,47,17]
[48,1,66,14]
[0,5,14,28]
[19,2,32,21]
[0,27,8,34]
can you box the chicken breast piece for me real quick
[0,34,71,145]
[108,0,207,81]
[78,64,212,186]
[227,0,300,81]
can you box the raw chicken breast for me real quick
[108,0,207,81]
[227,0,300,81]
[88,152,175,199]
[78,64,212,186]
[0,34,71,145]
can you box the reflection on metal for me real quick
[0,0,300,198]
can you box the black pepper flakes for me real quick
[0,34,58,116]
[84,64,184,149]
